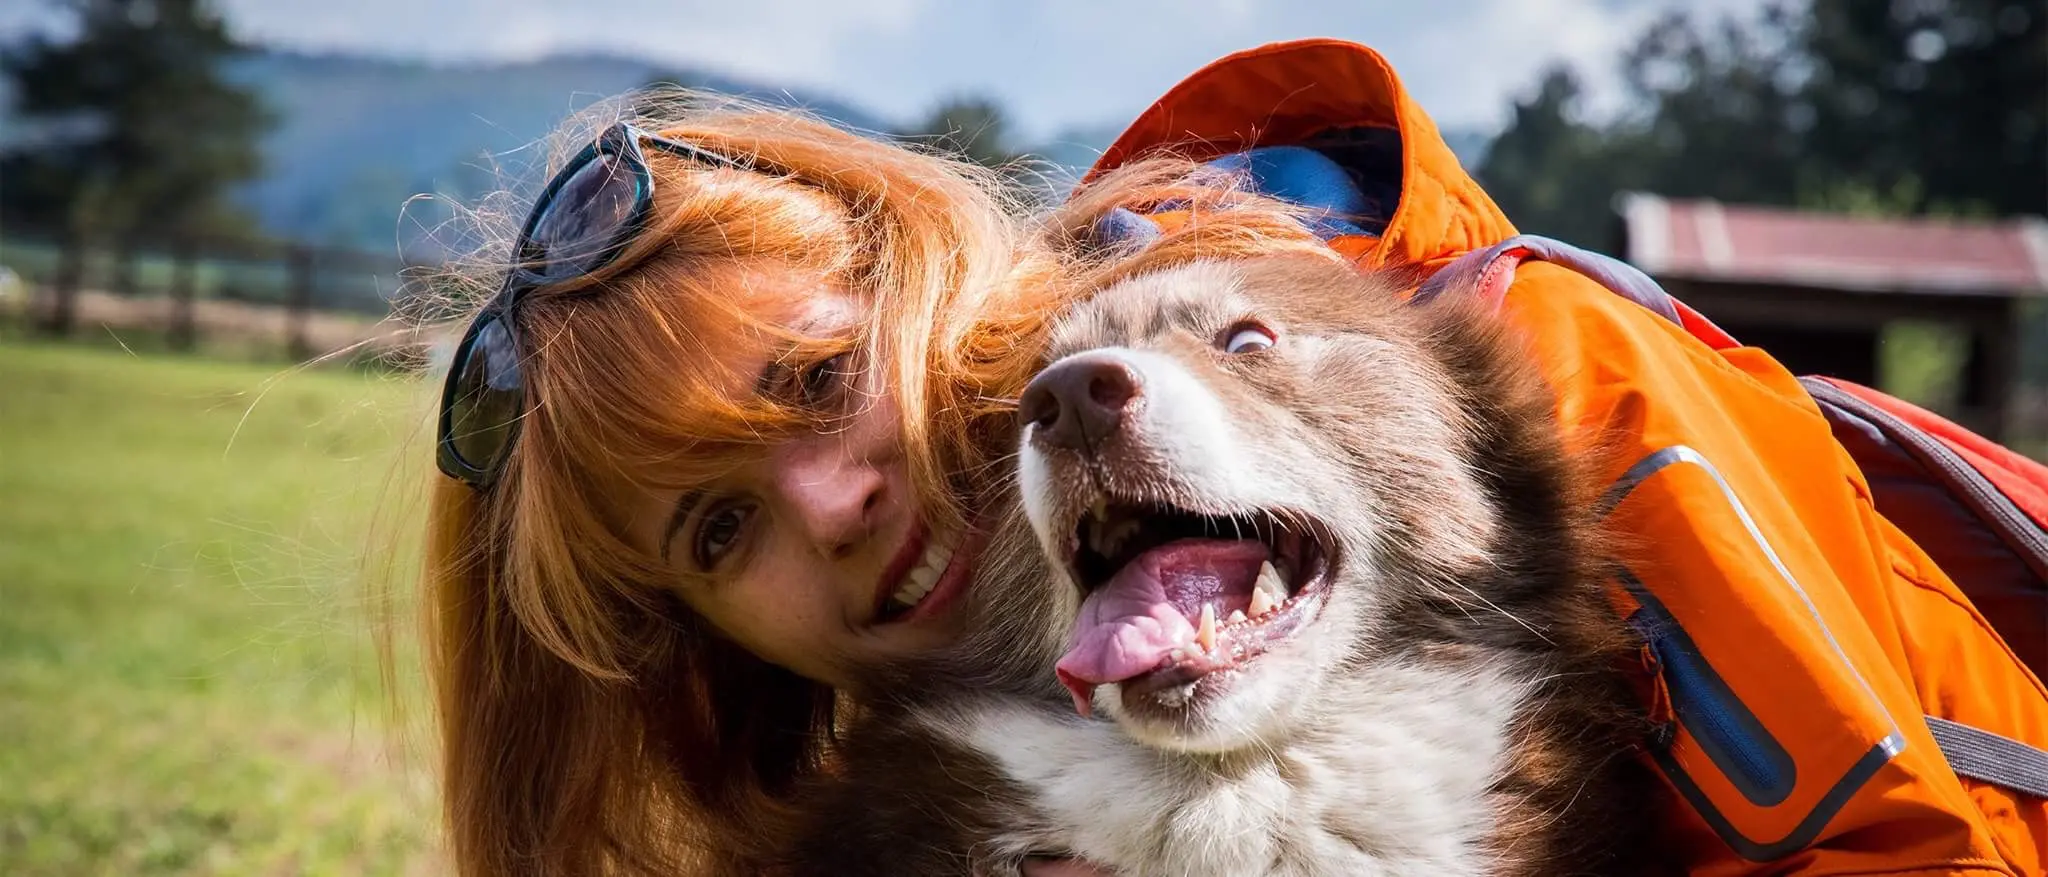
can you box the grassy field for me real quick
[0,318,2035,877]
[0,340,444,875]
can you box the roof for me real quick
[1616,192,2048,297]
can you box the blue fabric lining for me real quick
[1204,145,1374,239]
[1083,136,1398,251]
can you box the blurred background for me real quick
[0,0,2040,873]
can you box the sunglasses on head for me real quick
[434,122,751,490]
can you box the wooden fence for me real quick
[0,226,452,367]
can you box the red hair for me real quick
[412,88,1065,875]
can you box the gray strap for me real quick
[1926,715,2048,798]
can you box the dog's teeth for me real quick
[1105,518,1139,554]
[1256,559,1285,593]
[1251,561,1286,615]
[1094,517,1124,555]
[1195,603,1218,652]
[1091,496,1108,522]
[1248,587,1275,618]
[1170,646,1189,663]
[1227,609,1247,624]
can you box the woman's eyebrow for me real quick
[661,489,707,563]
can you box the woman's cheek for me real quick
[718,577,847,682]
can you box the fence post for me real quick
[287,246,315,362]
[40,228,84,337]
[112,238,138,299]
[167,238,197,351]
[1963,305,2021,444]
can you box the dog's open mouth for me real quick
[1053,499,1334,717]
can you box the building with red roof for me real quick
[1615,192,2048,439]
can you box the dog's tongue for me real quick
[1055,539,1268,716]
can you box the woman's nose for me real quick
[768,437,888,559]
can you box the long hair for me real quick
[411,87,1065,876]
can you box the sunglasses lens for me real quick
[446,314,525,476]
[525,151,644,283]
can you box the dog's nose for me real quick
[1019,353,1140,453]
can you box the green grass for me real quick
[0,340,443,875]
[1878,320,1970,414]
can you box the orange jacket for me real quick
[1084,38,2048,875]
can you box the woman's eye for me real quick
[694,501,755,570]
[1221,323,1277,354]
[797,354,848,406]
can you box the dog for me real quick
[782,248,1662,876]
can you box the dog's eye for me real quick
[1221,323,1277,354]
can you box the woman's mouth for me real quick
[873,524,980,624]
[888,530,958,612]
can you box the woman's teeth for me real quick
[889,532,959,612]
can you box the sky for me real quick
[1,0,1775,142]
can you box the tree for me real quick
[1478,5,1813,249]
[1472,67,1637,249]
[898,95,1061,202]
[1,0,273,333]
[1802,0,2044,216]
[904,96,1023,169]
[1614,5,1815,208]
[1476,0,2046,249]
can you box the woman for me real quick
[416,87,1110,875]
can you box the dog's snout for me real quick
[1020,354,1141,452]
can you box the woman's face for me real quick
[627,265,986,688]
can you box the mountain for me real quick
[214,50,1498,254]
[218,49,896,254]
[4,45,1500,255]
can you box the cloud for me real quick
[220,0,925,79]
[15,0,1775,139]
[801,0,1775,138]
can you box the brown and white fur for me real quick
[783,253,1662,876]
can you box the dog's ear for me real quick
[1067,206,1162,261]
